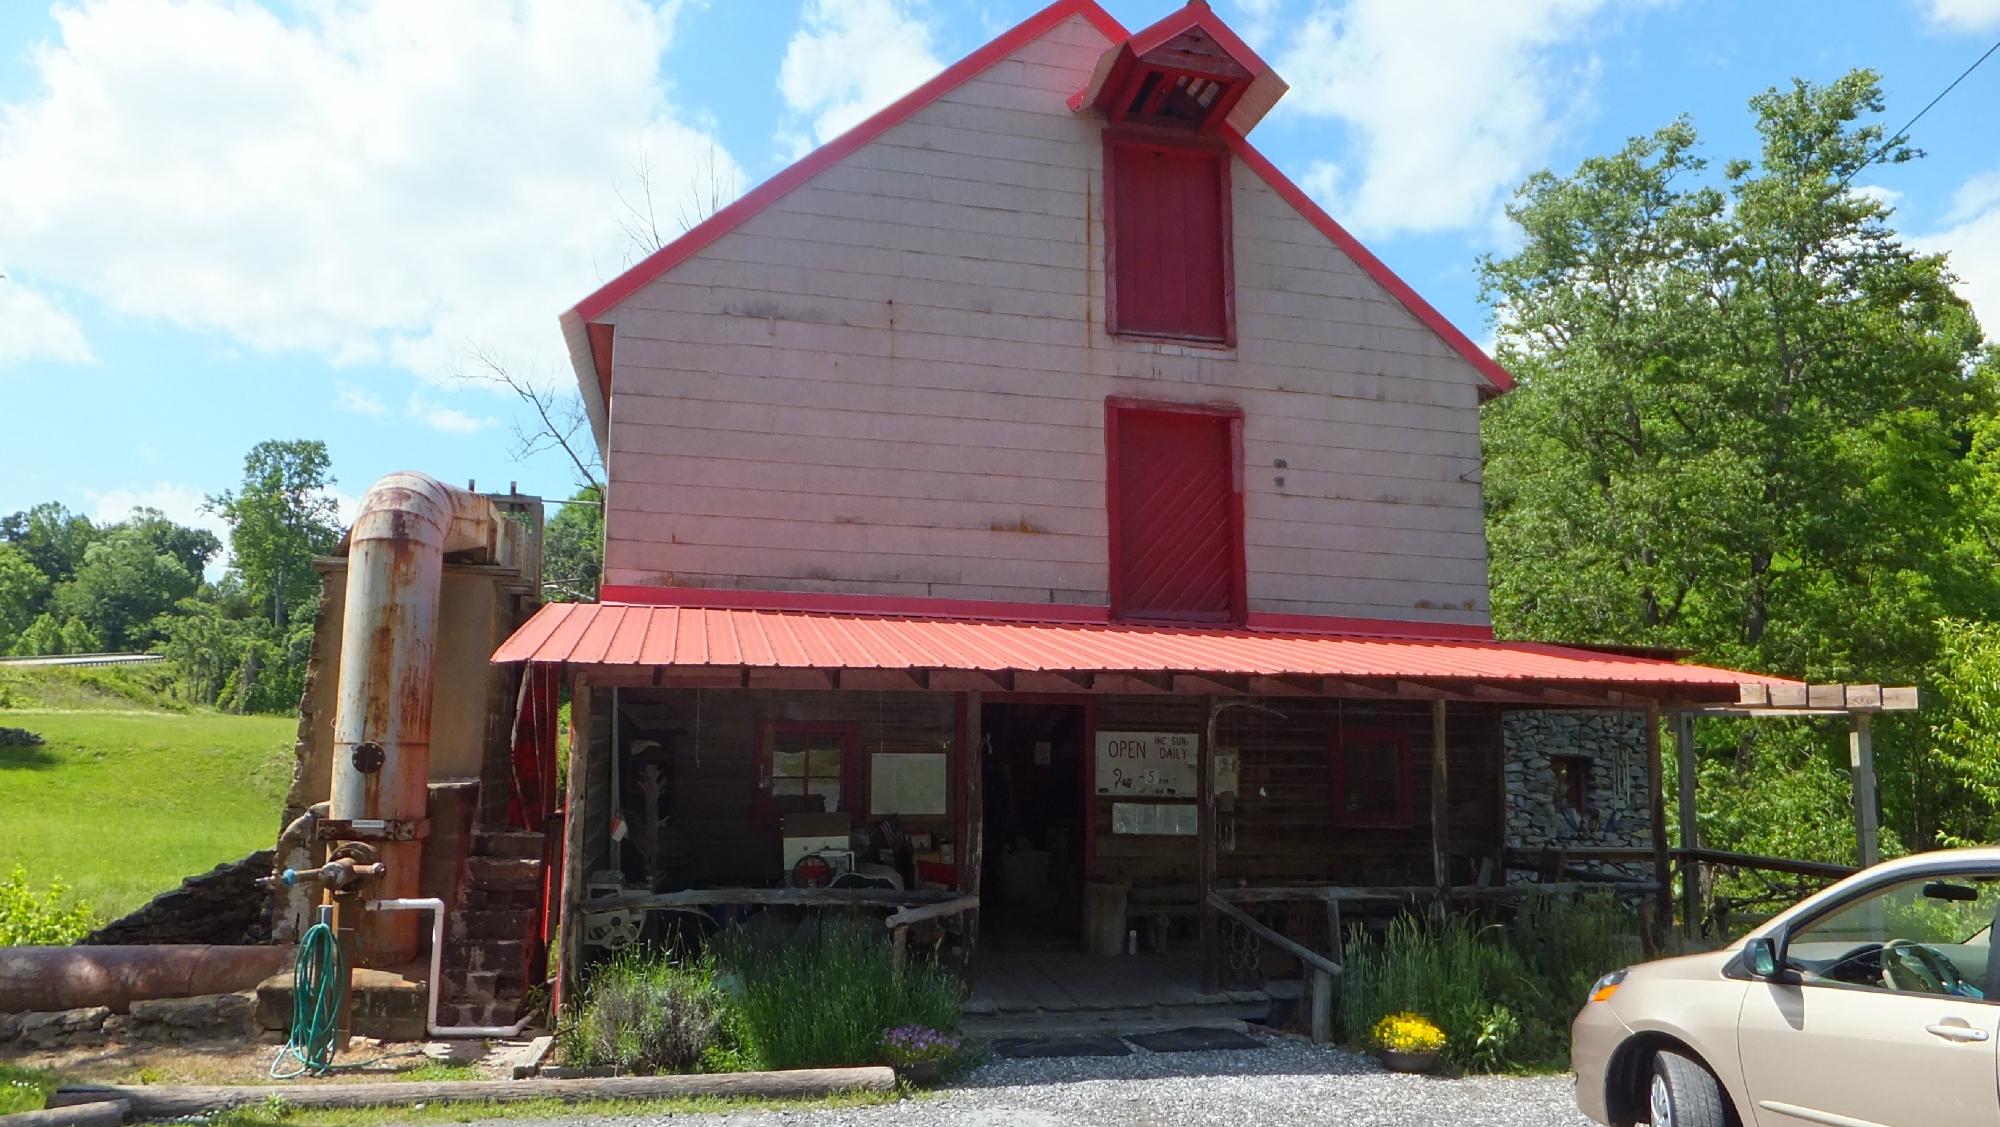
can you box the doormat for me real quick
[992,1036,1134,1058]
[1126,1026,1262,1052]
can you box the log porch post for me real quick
[1430,699,1449,895]
[1674,710,1699,939]
[1850,712,1879,869]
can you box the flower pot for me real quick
[1377,1049,1440,1074]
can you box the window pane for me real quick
[806,747,844,778]
[1788,871,2000,998]
[805,779,841,813]
[772,750,808,779]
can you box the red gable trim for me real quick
[1222,128,1515,396]
[1126,0,1270,75]
[568,0,1128,325]
[563,0,1513,399]
[597,583,1496,641]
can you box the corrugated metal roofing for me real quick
[493,601,1789,690]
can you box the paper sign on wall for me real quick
[870,752,948,816]
[1095,731,1198,797]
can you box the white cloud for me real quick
[1272,0,1606,238]
[335,384,389,418]
[778,0,944,152]
[0,270,93,367]
[406,393,497,435]
[1230,0,1286,49]
[0,0,745,390]
[1913,168,2000,340]
[1924,0,2000,33]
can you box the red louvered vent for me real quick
[1107,401,1245,624]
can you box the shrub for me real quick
[1337,896,1640,1072]
[0,866,97,946]
[559,950,735,1074]
[715,916,963,1070]
[0,1066,60,1116]
[1370,1012,1445,1054]
[881,1024,961,1068]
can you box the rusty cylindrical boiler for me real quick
[329,472,501,963]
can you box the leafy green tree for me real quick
[0,502,96,585]
[121,507,222,579]
[0,544,50,645]
[154,596,245,705]
[50,528,198,652]
[207,440,342,631]
[1479,70,1994,859]
[8,612,99,657]
[542,485,604,602]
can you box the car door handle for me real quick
[1924,1021,1990,1042]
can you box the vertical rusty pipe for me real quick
[331,472,498,963]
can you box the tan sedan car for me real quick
[1573,848,2000,1127]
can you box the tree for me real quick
[0,544,49,645]
[1479,71,1995,858]
[0,502,96,585]
[542,485,605,602]
[51,527,198,651]
[207,440,342,631]
[122,507,222,580]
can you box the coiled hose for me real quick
[270,919,345,1079]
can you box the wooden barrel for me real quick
[1081,881,1129,956]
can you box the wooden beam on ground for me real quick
[0,1101,130,1127]
[1430,699,1450,894]
[1674,710,1699,939]
[48,1071,898,1118]
[1851,712,1879,869]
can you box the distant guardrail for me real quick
[0,653,166,668]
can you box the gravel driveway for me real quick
[486,1037,1596,1127]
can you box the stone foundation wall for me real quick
[82,851,274,946]
[1503,711,1652,882]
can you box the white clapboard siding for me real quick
[599,12,1495,625]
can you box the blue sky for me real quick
[2,0,1997,560]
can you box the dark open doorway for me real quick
[980,700,1088,950]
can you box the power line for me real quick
[1841,34,2000,188]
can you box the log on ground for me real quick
[0,1100,132,1127]
[48,1068,896,1118]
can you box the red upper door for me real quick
[1107,401,1246,624]
[1105,138,1232,343]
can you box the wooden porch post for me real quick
[1674,710,1699,939]
[1850,712,1879,869]
[1429,700,1449,896]
[1199,698,1220,994]
[960,692,983,975]
[554,673,591,1015]
[1645,703,1670,941]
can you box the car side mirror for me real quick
[1744,936,1782,979]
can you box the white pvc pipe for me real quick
[367,898,532,1039]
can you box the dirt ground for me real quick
[0,1034,523,1088]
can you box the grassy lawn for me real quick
[0,704,295,920]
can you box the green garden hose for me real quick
[270,919,345,1079]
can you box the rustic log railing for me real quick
[1206,892,1340,1044]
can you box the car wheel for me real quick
[1648,1050,1730,1127]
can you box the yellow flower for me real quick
[1371,1012,1446,1054]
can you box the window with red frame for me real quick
[1331,728,1413,825]
[1105,137,1231,343]
[760,723,860,818]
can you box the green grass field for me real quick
[0,681,295,921]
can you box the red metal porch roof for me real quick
[493,600,1789,695]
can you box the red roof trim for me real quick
[1126,2,1269,75]
[1222,127,1515,396]
[568,0,1129,325]
[596,583,1494,640]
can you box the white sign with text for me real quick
[1094,731,1199,797]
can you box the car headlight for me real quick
[1588,969,1629,1003]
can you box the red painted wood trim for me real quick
[584,322,615,408]
[595,583,1495,640]
[953,692,969,893]
[1222,128,1513,396]
[1104,397,1246,624]
[1104,398,1126,617]
[1127,3,1270,75]
[1330,725,1416,828]
[1101,133,1234,345]
[568,0,1129,324]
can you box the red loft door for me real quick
[1107,402,1245,623]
